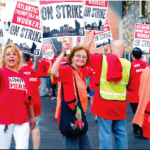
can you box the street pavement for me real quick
[10,97,150,149]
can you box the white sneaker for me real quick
[51,97,56,100]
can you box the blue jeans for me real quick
[89,89,95,98]
[62,132,93,149]
[97,116,128,149]
[46,76,51,88]
[40,77,49,96]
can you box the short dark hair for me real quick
[22,52,31,63]
[132,47,142,59]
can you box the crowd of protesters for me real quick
[0,31,150,149]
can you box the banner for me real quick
[84,0,108,31]
[94,20,113,48]
[6,1,42,56]
[42,44,55,60]
[40,1,85,38]
[134,23,150,54]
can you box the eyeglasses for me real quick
[74,55,87,59]
[5,53,17,56]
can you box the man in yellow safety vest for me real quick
[88,37,137,149]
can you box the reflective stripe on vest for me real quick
[100,55,131,101]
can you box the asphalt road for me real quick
[10,97,150,149]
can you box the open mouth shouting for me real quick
[9,59,15,64]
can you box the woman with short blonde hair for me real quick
[0,44,36,149]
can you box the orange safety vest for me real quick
[132,67,150,126]
[55,69,88,119]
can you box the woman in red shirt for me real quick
[0,44,35,149]
[51,44,93,149]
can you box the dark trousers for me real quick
[52,84,57,97]
[130,103,142,133]
[62,132,93,149]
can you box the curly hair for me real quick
[0,44,21,68]
[67,45,90,65]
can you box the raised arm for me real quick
[86,31,109,53]
[85,31,94,50]
[51,41,70,78]
[31,57,37,69]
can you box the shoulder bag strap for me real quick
[61,83,65,102]
[73,75,81,102]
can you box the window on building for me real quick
[123,52,132,62]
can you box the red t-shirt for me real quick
[0,67,32,125]
[90,54,137,120]
[54,65,76,109]
[28,59,33,67]
[86,67,96,89]
[45,59,52,76]
[54,65,77,125]
[37,58,47,77]
[51,57,70,85]
[52,57,68,67]
[80,65,87,83]
[20,66,42,116]
[128,59,149,103]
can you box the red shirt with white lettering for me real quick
[37,58,47,77]
[20,66,41,116]
[90,54,137,120]
[0,67,32,125]
[128,59,149,103]
[86,67,96,89]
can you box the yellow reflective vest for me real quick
[100,55,131,101]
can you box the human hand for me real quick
[88,31,94,43]
[142,55,147,62]
[104,45,109,54]
[29,117,36,131]
[33,57,37,62]
[62,38,70,54]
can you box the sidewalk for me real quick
[10,97,150,149]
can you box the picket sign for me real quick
[94,19,113,49]
[134,23,150,54]
[6,1,42,56]
[40,0,85,38]
[84,0,108,31]
[5,0,110,56]
[42,44,55,61]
